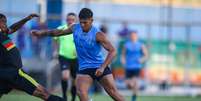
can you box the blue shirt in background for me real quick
[124,40,143,70]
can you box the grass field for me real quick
[1,91,201,101]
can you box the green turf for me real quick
[1,91,201,101]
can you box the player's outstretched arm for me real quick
[95,32,116,76]
[8,13,39,34]
[31,24,73,37]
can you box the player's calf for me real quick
[106,86,125,101]
[33,85,65,101]
[32,85,49,100]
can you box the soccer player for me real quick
[31,8,125,101]
[54,12,78,101]
[0,13,65,101]
[121,31,148,101]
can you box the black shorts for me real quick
[78,67,112,81]
[58,55,78,79]
[125,68,141,78]
[0,68,39,95]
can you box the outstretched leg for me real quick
[16,69,65,101]
[99,74,125,101]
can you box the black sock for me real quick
[132,94,136,101]
[71,85,76,101]
[61,80,68,100]
[47,95,65,101]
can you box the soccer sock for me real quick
[71,85,76,101]
[131,94,136,101]
[47,95,65,101]
[61,80,68,101]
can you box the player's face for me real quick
[130,32,138,41]
[0,18,7,27]
[0,17,8,33]
[66,15,76,25]
[79,18,93,32]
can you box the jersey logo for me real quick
[2,39,16,51]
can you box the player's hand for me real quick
[31,30,43,37]
[27,13,39,19]
[95,67,105,77]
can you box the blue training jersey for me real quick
[124,40,143,69]
[72,23,104,70]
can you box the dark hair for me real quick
[130,30,138,35]
[67,12,76,17]
[79,8,93,19]
[0,13,6,19]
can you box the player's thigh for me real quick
[14,69,40,95]
[59,56,70,79]
[75,74,93,94]
[99,74,118,94]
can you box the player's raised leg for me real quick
[15,69,65,101]
[99,74,125,101]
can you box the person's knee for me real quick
[62,70,70,81]
[33,85,49,100]
[62,76,69,81]
[71,79,76,85]
[126,81,134,89]
[76,87,88,97]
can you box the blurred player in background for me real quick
[54,12,78,101]
[31,8,125,101]
[0,13,65,101]
[121,31,148,101]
